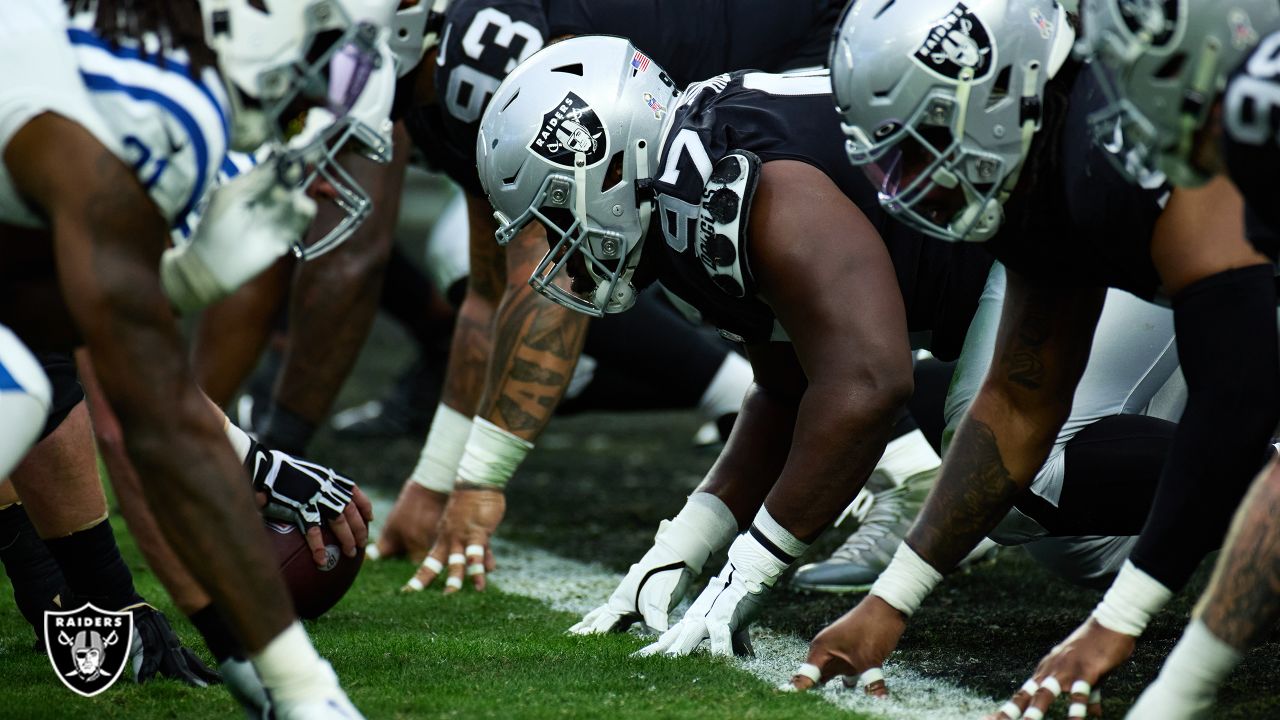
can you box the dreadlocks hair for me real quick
[68,0,216,75]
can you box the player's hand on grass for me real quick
[570,534,697,634]
[247,441,370,568]
[127,603,222,687]
[635,533,786,657]
[368,480,448,563]
[786,594,902,695]
[401,487,503,594]
[986,618,1122,720]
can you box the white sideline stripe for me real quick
[367,494,994,719]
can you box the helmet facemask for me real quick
[493,139,654,317]
[848,83,1009,242]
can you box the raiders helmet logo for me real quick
[529,92,608,168]
[1118,0,1181,47]
[44,604,134,697]
[914,3,995,81]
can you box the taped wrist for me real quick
[870,543,943,617]
[456,418,533,489]
[748,506,810,564]
[410,404,471,493]
[1091,560,1172,636]
[726,531,790,591]
[1156,620,1241,698]
[654,492,738,574]
[223,415,253,462]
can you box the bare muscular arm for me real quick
[5,113,292,651]
[908,271,1105,571]
[750,160,915,540]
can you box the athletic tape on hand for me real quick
[404,577,424,592]
[447,553,466,566]
[869,543,943,617]
[1022,708,1044,720]
[1091,560,1172,637]
[422,556,444,574]
[1039,676,1062,698]
[465,544,484,558]
[998,702,1023,719]
[445,577,463,590]
[364,543,381,561]
[1070,680,1091,696]
[794,663,821,684]
[466,563,485,576]
[1068,702,1087,718]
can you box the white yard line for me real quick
[368,494,994,719]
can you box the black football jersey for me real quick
[647,70,994,359]
[986,63,1172,298]
[411,0,843,195]
[1224,32,1280,245]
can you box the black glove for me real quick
[245,440,356,528]
[127,603,222,687]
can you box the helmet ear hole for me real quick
[1153,53,1186,80]
[601,151,626,192]
[986,66,1012,108]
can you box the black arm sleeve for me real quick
[1128,264,1280,590]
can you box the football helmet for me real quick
[1082,0,1280,187]
[388,0,450,77]
[476,36,676,316]
[831,0,1076,242]
[199,0,397,151]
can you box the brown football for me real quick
[264,519,364,619]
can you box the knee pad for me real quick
[0,326,51,477]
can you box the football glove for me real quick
[162,154,316,314]
[635,532,789,657]
[570,517,711,634]
[127,603,222,687]
[246,440,356,528]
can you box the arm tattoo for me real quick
[479,284,588,435]
[1003,303,1053,390]
[440,311,491,411]
[1200,465,1280,650]
[908,419,1020,572]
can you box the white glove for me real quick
[570,520,701,635]
[162,156,315,314]
[634,532,789,657]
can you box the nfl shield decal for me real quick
[44,603,134,697]
[529,92,608,168]
[914,3,996,81]
[1118,0,1181,47]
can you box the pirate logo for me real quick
[1118,0,1181,47]
[529,91,608,168]
[44,604,133,697]
[914,3,995,81]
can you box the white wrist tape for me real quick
[654,492,738,574]
[727,532,790,591]
[1156,620,1242,698]
[750,506,810,561]
[456,418,533,489]
[869,543,943,617]
[1091,560,1172,637]
[409,405,472,493]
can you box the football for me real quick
[264,520,364,619]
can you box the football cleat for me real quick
[791,467,936,594]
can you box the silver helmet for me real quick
[476,36,676,316]
[1082,0,1280,187]
[832,0,1077,241]
[388,0,451,77]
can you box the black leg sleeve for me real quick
[1129,265,1280,590]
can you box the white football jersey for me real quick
[0,1,230,233]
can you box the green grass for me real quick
[0,517,856,719]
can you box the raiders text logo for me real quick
[1118,0,1181,47]
[913,3,995,81]
[44,604,134,697]
[529,92,608,168]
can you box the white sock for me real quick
[697,353,752,421]
[223,415,253,461]
[875,429,940,487]
[251,622,338,705]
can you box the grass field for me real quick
[3,313,1280,718]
